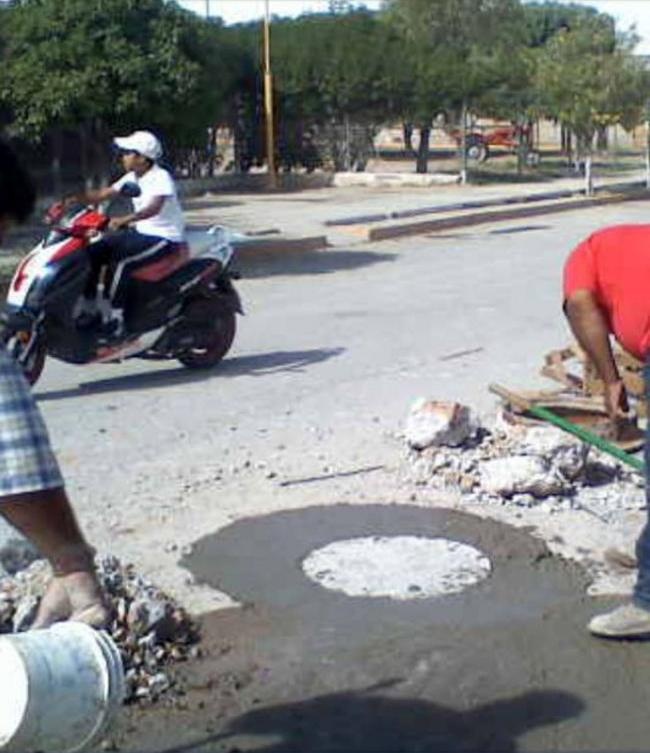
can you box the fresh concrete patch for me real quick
[302,535,491,599]
[181,504,588,632]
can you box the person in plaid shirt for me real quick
[0,139,109,628]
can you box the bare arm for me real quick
[65,185,116,206]
[564,288,629,418]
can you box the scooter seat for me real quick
[131,244,190,283]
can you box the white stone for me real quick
[479,456,565,497]
[332,172,459,188]
[518,425,583,456]
[511,493,536,508]
[405,399,478,450]
[492,409,527,439]
[302,536,491,600]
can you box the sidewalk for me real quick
[182,169,650,251]
[0,168,646,271]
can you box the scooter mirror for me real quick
[119,182,141,199]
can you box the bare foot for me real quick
[70,603,113,629]
[31,577,72,630]
[63,571,113,630]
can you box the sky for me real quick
[178,0,650,53]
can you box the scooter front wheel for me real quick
[177,310,236,370]
[5,331,46,386]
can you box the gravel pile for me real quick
[404,401,645,523]
[0,554,200,705]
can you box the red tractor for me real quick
[449,123,540,165]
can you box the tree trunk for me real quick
[561,125,573,165]
[415,125,430,173]
[207,126,216,177]
[50,127,63,197]
[584,153,593,196]
[91,119,111,186]
[79,122,91,191]
[459,102,468,185]
[403,122,414,155]
[343,114,351,171]
[516,119,525,176]
[645,120,650,188]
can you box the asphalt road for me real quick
[7,197,650,751]
[16,200,642,601]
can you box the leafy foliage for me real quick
[523,1,613,47]
[1,0,649,178]
[534,17,649,153]
[0,0,237,145]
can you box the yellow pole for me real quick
[263,0,277,187]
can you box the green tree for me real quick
[0,0,238,181]
[267,10,394,170]
[523,1,610,47]
[535,16,649,192]
[385,0,528,174]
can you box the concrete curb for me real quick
[361,189,649,242]
[233,235,328,255]
[326,180,644,227]
[332,172,459,188]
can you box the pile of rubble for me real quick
[0,552,199,705]
[404,399,645,521]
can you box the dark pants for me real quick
[84,230,177,309]
[634,360,650,608]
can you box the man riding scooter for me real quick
[65,130,185,339]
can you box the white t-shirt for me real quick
[112,164,185,242]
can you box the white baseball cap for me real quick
[113,130,162,161]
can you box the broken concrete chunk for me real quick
[518,425,583,456]
[479,456,566,498]
[12,594,39,632]
[0,555,199,704]
[405,400,478,450]
[550,445,588,482]
[127,596,177,641]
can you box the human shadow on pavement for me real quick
[158,687,584,753]
[34,347,345,401]
[237,249,397,279]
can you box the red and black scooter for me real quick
[1,185,242,385]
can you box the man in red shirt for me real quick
[564,224,650,637]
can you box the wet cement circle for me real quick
[302,536,491,599]
[181,504,588,633]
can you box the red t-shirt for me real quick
[563,224,650,359]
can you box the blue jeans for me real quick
[634,361,650,608]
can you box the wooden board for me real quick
[541,343,647,417]
[503,390,645,452]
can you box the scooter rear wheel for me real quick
[177,310,236,370]
[6,332,46,386]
